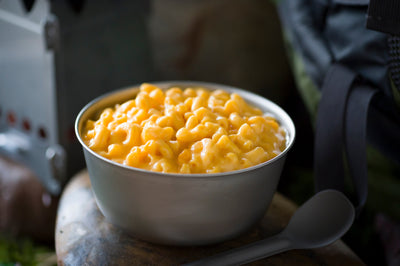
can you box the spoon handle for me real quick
[182,233,292,266]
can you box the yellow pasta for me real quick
[83,83,286,174]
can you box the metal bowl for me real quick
[75,81,295,246]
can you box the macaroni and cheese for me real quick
[83,83,286,174]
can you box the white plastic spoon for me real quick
[183,189,355,266]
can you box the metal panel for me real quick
[0,0,63,194]
[0,0,154,194]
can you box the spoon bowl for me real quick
[286,189,355,249]
[184,189,355,266]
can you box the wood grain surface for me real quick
[55,170,364,265]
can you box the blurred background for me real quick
[0,0,396,265]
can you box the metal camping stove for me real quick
[0,0,153,194]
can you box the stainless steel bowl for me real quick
[75,81,295,246]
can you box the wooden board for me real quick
[55,170,364,265]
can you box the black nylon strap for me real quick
[315,63,379,212]
[344,85,377,212]
[367,0,400,35]
[314,64,356,193]
[388,36,400,91]
[367,0,400,92]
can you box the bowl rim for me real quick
[75,81,296,178]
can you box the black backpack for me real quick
[275,0,400,214]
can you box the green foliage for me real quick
[282,31,321,125]
[0,235,56,266]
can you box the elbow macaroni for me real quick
[83,83,286,174]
